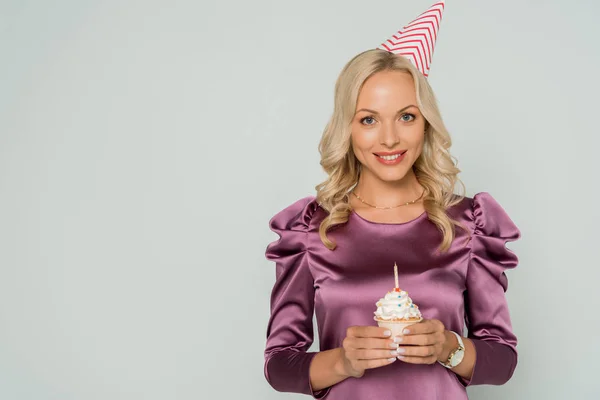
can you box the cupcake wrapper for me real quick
[376,318,423,337]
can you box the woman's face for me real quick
[351,70,426,184]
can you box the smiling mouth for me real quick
[374,151,407,161]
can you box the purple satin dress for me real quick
[263,192,521,399]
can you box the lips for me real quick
[374,150,407,165]
[373,150,407,157]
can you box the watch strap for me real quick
[438,331,465,368]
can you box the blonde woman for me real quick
[263,6,520,399]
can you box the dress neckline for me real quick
[350,209,428,226]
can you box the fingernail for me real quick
[383,330,392,337]
[389,342,399,349]
[394,336,403,343]
[390,350,399,356]
[387,357,396,362]
[403,329,410,334]
[396,347,406,354]
[397,356,406,360]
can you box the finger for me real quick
[346,348,404,360]
[347,326,393,339]
[357,357,397,370]
[347,337,401,350]
[401,319,444,336]
[397,354,438,365]
[396,345,437,358]
[395,332,445,346]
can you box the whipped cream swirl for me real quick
[374,289,422,321]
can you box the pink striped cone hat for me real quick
[377,0,446,77]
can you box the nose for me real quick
[379,120,401,148]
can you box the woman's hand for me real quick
[394,319,451,364]
[337,326,401,378]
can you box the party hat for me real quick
[377,0,446,77]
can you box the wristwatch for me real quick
[437,331,465,369]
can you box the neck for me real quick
[353,167,424,207]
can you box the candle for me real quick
[394,262,399,290]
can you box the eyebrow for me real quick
[355,105,418,115]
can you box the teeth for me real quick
[378,153,403,160]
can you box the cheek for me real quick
[352,125,378,150]
[407,128,425,149]
[350,134,365,162]
[414,135,426,158]
[351,128,368,153]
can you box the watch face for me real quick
[450,350,465,367]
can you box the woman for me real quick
[263,13,520,400]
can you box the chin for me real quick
[375,170,411,182]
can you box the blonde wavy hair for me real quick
[315,48,467,253]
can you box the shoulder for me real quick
[267,195,321,234]
[461,193,522,290]
[470,192,520,240]
[447,192,520,239]
[265,196,323,260]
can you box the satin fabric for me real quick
[264,192,521,399]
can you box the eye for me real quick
[401,113,416,122]
[360,116,376,125]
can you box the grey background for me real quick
[1,0,598,399]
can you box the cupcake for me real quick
[374,264,423,336]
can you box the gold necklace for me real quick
[352,189,425,210]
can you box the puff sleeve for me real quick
[461,192,521,386]
[264,196,330,399]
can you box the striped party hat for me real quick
[377,0,446,77]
